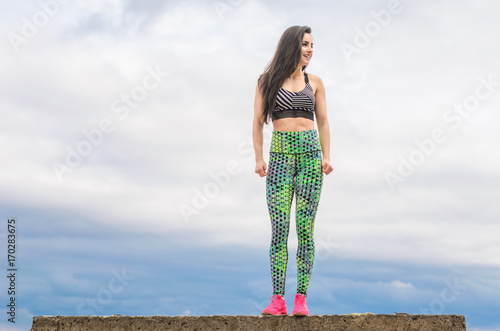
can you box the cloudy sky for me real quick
[1,0,499,330]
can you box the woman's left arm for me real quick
[314,75,334,175]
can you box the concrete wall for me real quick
[31,313,466,331]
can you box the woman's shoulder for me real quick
[306,72,324,84]
[305,73,325,93]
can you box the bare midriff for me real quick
[272,117,315,132]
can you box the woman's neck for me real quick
[289,66,304,80]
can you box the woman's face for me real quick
[299,33,313,66]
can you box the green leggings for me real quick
[266,129,324,296]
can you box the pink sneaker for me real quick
[292,294,309,316]
[261,295,288,315]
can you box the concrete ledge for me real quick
[31,313,466,331]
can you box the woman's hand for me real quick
[322,159,333,175]
[255,159,267,177]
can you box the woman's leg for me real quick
[295,150,323,295]
[266,152,295,296]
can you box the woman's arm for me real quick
[314,75,334,175]
[253,83,267,177]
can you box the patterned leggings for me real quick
[266,129,324,296]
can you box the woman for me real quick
[252,25,333,316]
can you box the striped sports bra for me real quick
[272,72,315,121]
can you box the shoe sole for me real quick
[262,311,288,316]
[293,311,309,316]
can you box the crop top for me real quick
[272,72,315,121]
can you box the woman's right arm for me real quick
[252,83,267,177]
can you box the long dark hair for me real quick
[257,25,312,124]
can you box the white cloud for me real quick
[1,0,500,286]
[389,280,414,289]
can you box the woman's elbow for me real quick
[253,117,264,131]
[315,115,329,128]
